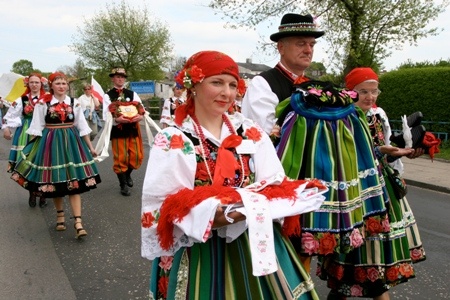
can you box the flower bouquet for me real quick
[109,101,145,120]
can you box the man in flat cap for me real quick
[242,13,324,134]
[102,67,145,196]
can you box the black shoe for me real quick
[28,194,37,207]
[117,173,131,196]
[39,197,47,208]
[120,185,131,196]
[406,111,423,128]
[125,169,133,187]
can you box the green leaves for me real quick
[71,0,172,81]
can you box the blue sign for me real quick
[130,81,155,94]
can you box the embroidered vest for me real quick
[106,88,139,139]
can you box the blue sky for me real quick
[0,0,449,74]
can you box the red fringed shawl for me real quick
[156,178,326,250]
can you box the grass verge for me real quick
[434,140,450,161]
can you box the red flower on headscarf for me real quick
[175,65,205,89]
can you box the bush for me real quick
[143,96,163,120]
[377,67,450,136]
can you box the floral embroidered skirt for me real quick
[149,224,319,300]
[11,124,101,198]
[7,117,33,172]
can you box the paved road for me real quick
[0,134,151,300]
[313,185,450,299]
[1,132,449,299]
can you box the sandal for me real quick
[56,210,66,231]
[73,216,87,239]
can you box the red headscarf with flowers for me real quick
[174,51,247,125]
[22,72,47,98]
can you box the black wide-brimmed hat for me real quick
[109,67,128,77]
[270,13,325,42]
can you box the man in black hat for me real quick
[242,13,324,134]
[102,67,145,196]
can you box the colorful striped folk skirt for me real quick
[276,99,421,297]
[149,224,319,300]
[7,117,33,172]
[11,123,101,198]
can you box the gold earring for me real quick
[192,91,196,96]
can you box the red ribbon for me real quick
[213,134,242,185]
[422,132,441,160]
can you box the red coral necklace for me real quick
[191,113,245,187]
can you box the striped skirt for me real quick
[7,117,33,172]
[149,224,319,300]
[11,123,101,198]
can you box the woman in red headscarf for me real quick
[2,72,47,207]
[141,51,329,299]
[11,72,101,239]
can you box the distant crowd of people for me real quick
[2,12,438,300]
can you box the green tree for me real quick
[70,0,172,81]
[11,59,35,75]
[208,0,449,74]
[305,61,327,78]
[58,59,92,97]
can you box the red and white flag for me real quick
[91,76,105,103]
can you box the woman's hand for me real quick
[405,147,424,159]
[212,206,246,228]
[115,115,131,123]
[130,114,143,123]
[379,145,414,157]
[90,148,98,157]
[3,127,12,140]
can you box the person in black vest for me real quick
[102,68,145,196]
[242,13,324,135]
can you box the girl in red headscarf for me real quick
[11,72,101,239]
[141,50,329,299]
[2,72,47,207]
